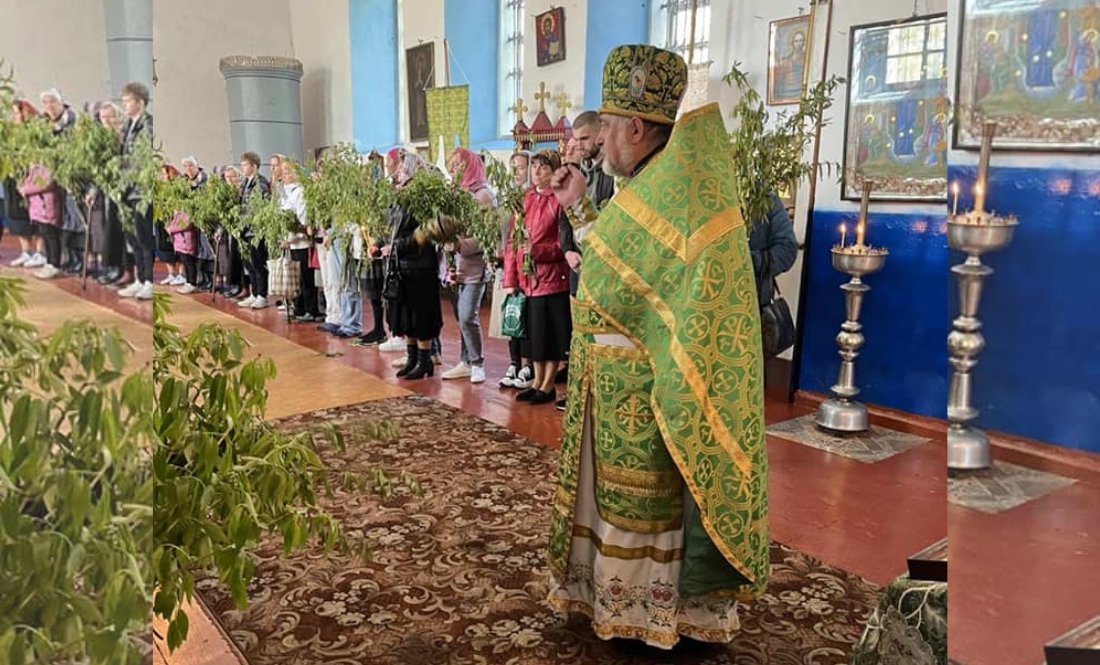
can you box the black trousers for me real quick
[126,206,155,283]
[245,241,269,298]
[180,253,198,285]
[102,203,125,269]
[38,223,62,268]
[290,248,320,316]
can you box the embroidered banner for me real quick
[426,85,470,163]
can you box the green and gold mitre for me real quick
[571,101,770,599]
[599,44,687,125]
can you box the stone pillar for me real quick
[219,56,305,177]
[101,0,154,99]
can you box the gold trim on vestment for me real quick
[585,233,752,478]
[571,524,684,563]
[594,459,681,490]
[613,190,745,264]
[596,469,683,500]
[586,341,647,361]
[577,238,760,590]
[546,595,747,646]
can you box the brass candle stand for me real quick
[947,122,1018,471]
[816,182,888,433]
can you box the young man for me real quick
[236,152,271,309]
[116,82,155,300]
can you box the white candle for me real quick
[951,182,959,216]
[839,224,846,248]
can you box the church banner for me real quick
[426,85,470,164]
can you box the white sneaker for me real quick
[391,355,409,368]
[176,283,198,294]
[237,295,257,308]
[24,253,47,268]
[470,366,486,384]
[498,364,518,388]
[135,281,154,300]
[277,303,287,311]
[172,274,188,286]
[9,252,31,267]
[118,280,143,298]
[250,296,269,309]
[33,264,61,280]
[442,362,472,380]
[513,365,533,389]
[159,274,176,285]
[379,337,406,353]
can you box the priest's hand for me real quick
[551,164,585,208]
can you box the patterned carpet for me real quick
[196,396,883,665]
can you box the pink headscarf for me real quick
[452,147,488,193]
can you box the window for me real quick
[885,18,946,86]
[499,0,525,136]
[651,0,712,64]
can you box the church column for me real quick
[101,0,154,98]
[219,56,305,175]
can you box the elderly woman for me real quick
[382,148,444,380]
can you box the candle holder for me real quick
[815,244,889,433]
[947,121,1019,471]
[946,209,1018,470]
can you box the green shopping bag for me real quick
[501,291,527,339]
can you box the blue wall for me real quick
[444,0,503,148]
[798,210,948,420]
[584,1,651,109]
[947,165,1100,454]
[349,0,399,151]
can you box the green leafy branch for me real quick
[723,62,844,227]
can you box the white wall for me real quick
[153,0,295,167]
[521,0,589,123]
[706,0,947,357]
[0,0,111,109]
[290,0,354,155]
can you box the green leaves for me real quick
[0,277,154,665]
[723,62,845,227]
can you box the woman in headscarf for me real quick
[439,147,496,385]
[381,148,444,380]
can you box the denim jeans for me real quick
[338,258,363,335]
[451,282,486,367]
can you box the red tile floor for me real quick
[6,237,1097,665]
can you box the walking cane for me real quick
[211,232,220,304]
[80,198,92,291]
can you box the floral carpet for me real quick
[196,396,883,665]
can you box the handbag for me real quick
[501,290,527,339]
[267,250,301,299]
[382,248,402,301]
[308,243,320,270]
[759,251,795,358]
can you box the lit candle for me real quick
[857,181,872,247]
[951,182,959,216]
[839,224,846,248]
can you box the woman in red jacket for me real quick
[502,149,572,405]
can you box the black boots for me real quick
[396,344,419,378]
[402,348,435,380]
